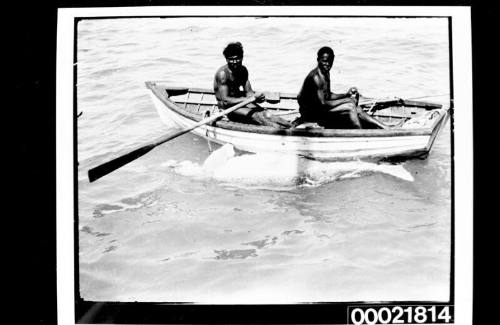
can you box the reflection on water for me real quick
[77,17,451,303]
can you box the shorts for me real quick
[226,105,265,125]
[300,108,354,129]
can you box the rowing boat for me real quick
[145,81,450,160]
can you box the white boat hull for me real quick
[149,93,446,160]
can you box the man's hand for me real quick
[348,87,359,96]
[253,91,266,103]
[347,87,360,105]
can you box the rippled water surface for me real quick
[77,17,451,303]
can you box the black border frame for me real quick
[72,12,456,324]
[15,0,494,325]
[15,0,488,324]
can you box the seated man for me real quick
[214,42,291,128]
[296,46,390,129]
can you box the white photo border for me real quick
[57,6,472,324]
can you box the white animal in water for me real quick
[167,144,414,186]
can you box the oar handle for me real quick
[87,96,256,183]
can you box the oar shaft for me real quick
[406,93,449,100]
[153,96,256,147]
[88,96,256,183]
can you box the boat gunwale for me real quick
[147,82,445,109]
[146,81,449,138]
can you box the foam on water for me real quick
[162,144,414,188]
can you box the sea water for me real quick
[76,17,451,303]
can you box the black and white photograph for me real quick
[56,5,473,324]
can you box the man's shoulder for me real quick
[307,67,319,77]
[305,68,321,83]
[215,64,228,74]
[215,65,229,80]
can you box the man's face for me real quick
[317,53,334,73]
[226,55,243,71]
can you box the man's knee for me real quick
[344,102,357,113]
[261,110,272,118]
[330,102,356,113]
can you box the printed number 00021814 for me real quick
[348,305,453,325]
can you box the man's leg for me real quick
[356,107,390,129]
[322,98,390,129]
[226,106,257,124]
[227,104,290,128]
[263,111,292,128]
[251,111,291,128]
[325,100,362,129]
[243,103,290,128]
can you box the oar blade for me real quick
[88,144,155,183]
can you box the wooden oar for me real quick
[270,96,396,117]
[272,94,447,117]
[359,96,399,107]
[88,96,257,183]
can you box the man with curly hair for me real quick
[214,42,291,128]
[297,46,389,129]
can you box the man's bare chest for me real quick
[320,78,331,99]
[226,74,247,93]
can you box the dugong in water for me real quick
[202,142,236,172]
[195,144,414,185]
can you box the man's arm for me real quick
[244,75,265,103]
[313,75,353,108]
[243,75,253,95]
[331,87,359,101]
